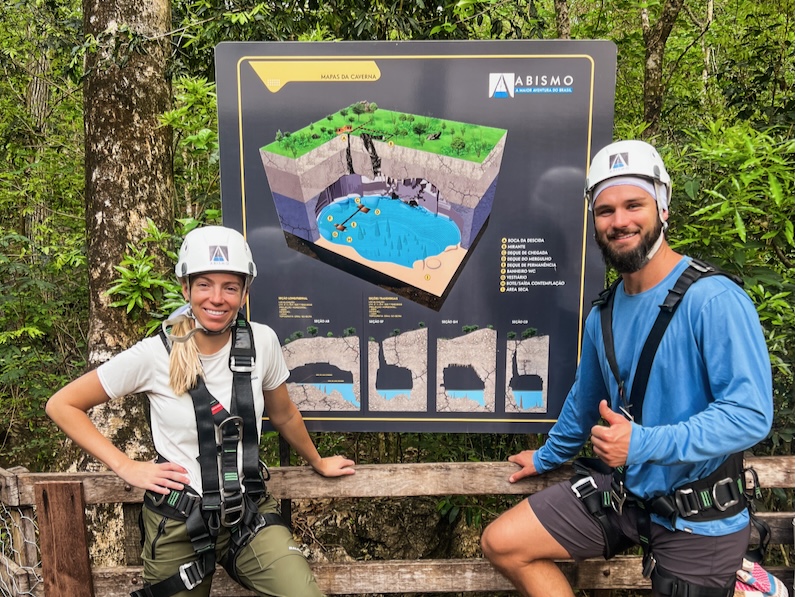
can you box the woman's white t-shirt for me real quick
[97,322,289,495]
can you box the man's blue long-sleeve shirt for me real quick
[534,257,773,535]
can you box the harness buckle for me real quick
[251,513,270,535]
[219,416,243,441]
[610,483,627,515]
[571,475,597,499]
[221,493,245,528]
[149,490,168,507]
[673,487,700,517]
[618,405,634,422]
[641,552,657,578]
[229,355,254,373]
[179,560,205,591]
[712,477,740,511]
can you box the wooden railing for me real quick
[1,456,792,596]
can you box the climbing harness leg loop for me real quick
[178,560,206,591]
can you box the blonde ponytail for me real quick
[168,316,203,395]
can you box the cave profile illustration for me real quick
[375,342,413,399]
[286,361,358,408]
[442,364,486,407]
[509,350,544,410]
[260,102,507,310]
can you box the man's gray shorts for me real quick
[528,470,749,590]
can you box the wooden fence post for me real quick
[4,467,38,570]
[35,481,95,597]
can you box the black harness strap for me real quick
[135,315,275,597]
[575,260,762,588]
[651,566,735,597]
[229,318,264,502]
[594,259,737,424]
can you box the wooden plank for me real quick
[89,558,653,595]
[754,512,795,545]
[0,467,23,506]
[15,471,144,506]
[35,482,95,597]
[9,505,38,569]
[122,503,143,566]
[0,554,33,595]
[10,457,795,505]
[745,455,795,488]
[267,462,573,499]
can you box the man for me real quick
[481,140,773,597]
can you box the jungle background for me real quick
[0,0,793,595]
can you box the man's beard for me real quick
[595,218,664,274]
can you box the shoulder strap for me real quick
[593,279,624,405]
[595,259,740,424]
[158,315,263,517]
[229,316,263,500]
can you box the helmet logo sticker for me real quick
[609,152,629,171]
[209,245,229,264]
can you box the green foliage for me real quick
[0,231,88,470]
[263,106,505,163]
[161,77,222,218]
[0,0,85,470]
[105,218,215,336]
[667,121,795,452]
[709,2,795,127]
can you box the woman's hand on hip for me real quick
[115,459,191,494]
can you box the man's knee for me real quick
[482,497,575,567]
[480,520,501,561]
[480,506,533,565]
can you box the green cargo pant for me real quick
[141,494,323,597]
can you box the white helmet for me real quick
[175,226,257,284]
[585,140,671,213]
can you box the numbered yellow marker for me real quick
[346,236,353,243]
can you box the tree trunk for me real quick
[24,42,50,260]
[83,0,174,363]
[641,0,686,135]
[81,0,174,565]
[554,0,571,39]
[701,0,713,93]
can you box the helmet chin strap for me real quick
[644,227,665,263]
[160,303,235,344]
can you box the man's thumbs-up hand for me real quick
[590,400,632,467]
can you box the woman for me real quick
[47,225,355,597]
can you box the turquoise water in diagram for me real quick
[317,195,461,268]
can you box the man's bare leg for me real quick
[481,498,575,597]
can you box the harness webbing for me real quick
[580,259,767,587]
[593,258,741,424]
[229,323,264,502]
[133,314,274,597]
